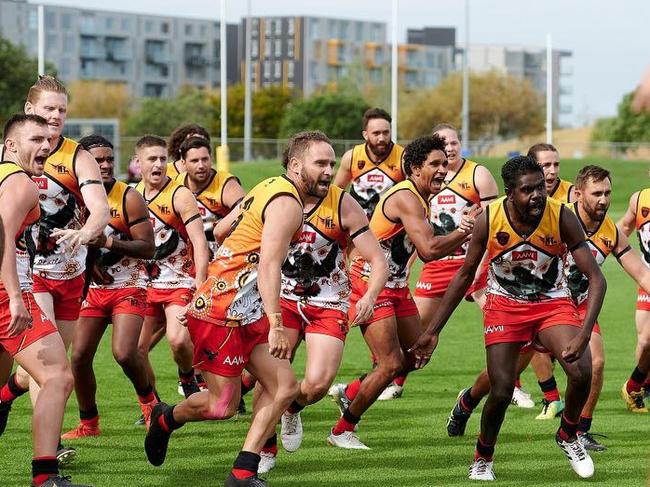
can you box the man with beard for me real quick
[444,165,650,452]
[255,136,389,473]
[62,135,157,438]
[166,123,211,179]
[327,134,479,450]
[333,108,404,219]
[410,156,605,481]
[0,114,89,487]
[2,75,110,466]
[134,136,209,400]
[143,131,332,487]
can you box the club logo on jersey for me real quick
[317,216,335,229]
[51,163,68,175]
[357,161,366,170]
[33,177,48,190]
[206,197,218,207]
[539,235,557,246]
[202,348,218,361]
[367,174,385,183]
[643,207,650,218]
[299,231,316,244]
[438,194,456,205]
[156,204,170,215]
[599,236,614,249]
[110,208,120,219]
[512,250,538,261]
[458,181,470,191]
[496,232,510,245]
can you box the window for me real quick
[274,19,282,35]
[45,11,56,29]
[274,61,281,79]
[60,59,71,77]
[287,38,294,59]
[121,18,130,31]
[200,25,207,36]
[310,61,319,80]
[81,59,96,78]
[63,34,75,52]
[251,41,259,58]
[106,17,114,30]
[328,20,337,38]
[28,10,37,30]
[355,24,363,42]
[46,33,58,50]
[61,14,72,30]
[144,20,153,33]
[310,20,320,40]
[287,18,294,35]
[340,21,349,40]
[370,67,382,83]
[264,40,271,59]
[185,24,193,36]
[274,39,282,58]
[287,60,295,79]
[263,61,271,79]
[161,22,169,34]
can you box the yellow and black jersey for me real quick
[549,178,574,203]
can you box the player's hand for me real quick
[408,332,439,369]
[458,204,482,234]
[177,305,189,327]
[87,233,107,248]
[561,331,590,363]
[350,294,374,326]
[8,296,31,337]
[268,327,291,360]
[51,228,92,253]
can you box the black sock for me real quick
[162,405,184,431]
[461,388,481,411]
[32,456,58,484]
[342,408,361,425]
[538,376,558,393]
[232,450,260,477]
[631,366,647,383]
[287,399,305,414]
[577,415,592,434]
[475,436,495,461]
[559,414,578,441]
[263,433,277,449]
[135,383,154,398]
[178,368,195,383]
[79,406,98,420]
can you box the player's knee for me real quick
[42,365,74,398]
[382,354,405,378]
[302,378,331,402]
[167,333,190,354]
[489,380,514,406]
[112,349,136,369]
[566,362,591,388]
[71,347,93,370]
[203,389,237,420]
[277,379,300,405]
[591,355,605,376]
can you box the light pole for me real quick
[217,0,229,171]
[461,0,470,152]
[243,0,252,161]
[37,4,44,75]
[390,0,398,140]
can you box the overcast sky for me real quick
[40,0,650,126]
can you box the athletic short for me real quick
[577,300,600,335]
[281,298,348,342]
[482,294,581,347]
[0,292,57,356]
[637,288,650,311]
[414,259,488,300]
[349,276,418,326]
[79,287,147,319]
[32,274,85,321]
[145,288,193,321]
[187,315,269,377]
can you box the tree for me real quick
[399,71,544,141]
[0,37,56,127]
[279,93,370,140]
[590,92,650,143]
[67,80,132,123]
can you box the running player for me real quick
[409,123,499,403]
[0,113,89,487]
[144,131,332,487]
[62,135,157,439]
[134,135,209,399]
[327,134,479,449]
[334,108,404,218]
[256,141,389,473]
[410,156,605,481]
[445,165,648,451]
[166,123,210,179]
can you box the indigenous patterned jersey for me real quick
[166,161,183,179]
[636,188,650,269]
[281,185,349,311]
[31,137,87,281]
[0,162,40,293]
[351,179,428,289]
[486,197,570,302]
[565,203,618,305]
[349,143,404,218]
[188,175,303,326]
[429,159,482,259]
[90,180,149,290]
[135,178,195,289]
[549,179,574,203]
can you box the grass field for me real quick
[3,157,650,486]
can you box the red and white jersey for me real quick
[281,185,350,312]
[635,188,650,270]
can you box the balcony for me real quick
[80,45,106,59]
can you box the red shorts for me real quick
[79,287,147,319]
[32,274,85,321]
[0,292,57,356]
[281,299,348,341]
[349,277,419,326]
[145,288,193,321]
[637,288,650,311]
[187,315,269,377]
[414,259,488,300]
[483,294,581,347]
[577,300,600,335]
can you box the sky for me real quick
[39,0,650,127]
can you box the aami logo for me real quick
[33,177,48,190]
[222,355,244,366]
[437,194,456,205]
[299,231,316,244]
[512,250,538,261]
[367,174,385,183]
[484,324,505,335]
[416,281,432,290]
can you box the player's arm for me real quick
[617,191,639,237]
[475,165,499,208]
[0,177,39,335]
[390,191,480,262]
[333,149,353,189]
[213,204,242,244]
[341,193,388,326]
[175,186,209,286]
[89,189,154,259]
[409,211,489,367]
[614,230,650,292]
[561,206,606,362]
[259,195,304,360]
[221,177,246,211]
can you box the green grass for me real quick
[3,158,650,486]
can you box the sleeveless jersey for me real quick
[0,162,40,293]
[486,197,570,302]
[188,175,303,326]
[349,143,404,218]
[166,160,183,179]
[549,179,574,203]
[351,179,428,289]
[31,137,87,281]
[135,178,195,289]
[90,180,149,290]
[281,185,349,311]
[429,159,482,259]
[636,188,650,269]
[565,203,617,305]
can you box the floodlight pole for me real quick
[217,0,229,171]
[546,32,553,144]
[243,0,252,161]
[390,0,398,140]
[37,4,44,75]
[461,0,470,150]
